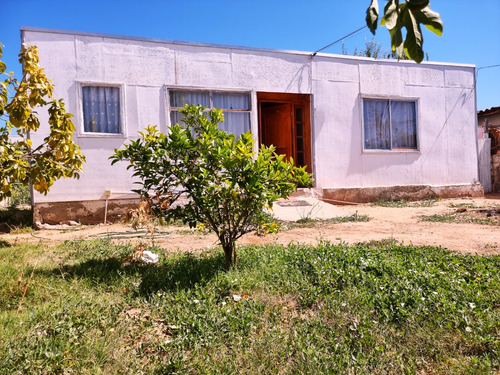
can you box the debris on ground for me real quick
[140,250,159,264]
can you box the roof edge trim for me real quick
[20,26,476,69]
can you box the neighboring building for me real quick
[477,106,500,153]
[21,27,482,224]
[478,106,500,133]
[478,106,500,192]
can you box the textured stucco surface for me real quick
[22,28,480,219]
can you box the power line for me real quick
[311,25,368,57]
[477,64,500,71]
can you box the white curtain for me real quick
[170,91,210,108]
[212,92,250,110]
[363,99,390,150]
[170,91,251,137]
[82,86,121,133]
[219,112,251,137]
[391,101,417,148]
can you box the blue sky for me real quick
[1,0,499,110]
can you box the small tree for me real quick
[0,44,85,200]
[112,105,312,269]
[365,0,443,63]
[341,38,428,61]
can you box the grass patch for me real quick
[449,203,500,210]
[422,213,500,226]
[294,213,370,227]
[0,239,499,374]
[373,197,438,208]
[328,212,370,223]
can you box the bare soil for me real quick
[3,196,500,255]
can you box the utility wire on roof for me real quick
[477,64,500,71]
[311,25,368,57]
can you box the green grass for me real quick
[448,203,500,210]
[373,197,439,208]
[294,213,370,226]
[1,239,499,374]
[421,213,500,226]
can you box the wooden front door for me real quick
[258,92,312,173]
[261,103,292,157]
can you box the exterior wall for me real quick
[311,59,478,190]
[33,198,141,225]
[22,28,480,222]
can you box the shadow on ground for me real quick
[37,250,225,297]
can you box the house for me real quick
[21,27,483,224]
[478,106,500,152]
[477,106,500,192]
[478,106,500,135]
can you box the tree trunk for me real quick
[223,241,236,270]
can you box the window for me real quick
[169,90,251,137]
[363,98,418,150]
[82,86,121,134]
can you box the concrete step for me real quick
[271,196,349,222]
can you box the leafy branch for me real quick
[366,0,443,63]
[0,44,85,198]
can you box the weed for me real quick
[328,212,370,223]
[373,196,439,208]
[421,213,500,226]
[449,202,500,210]
[296,217,316,224]
[294,213,370,227]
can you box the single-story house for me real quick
[22,27,483,224]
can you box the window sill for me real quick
[78,132,127,139]
[362,149,420,155]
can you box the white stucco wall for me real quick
[22,27,478,204]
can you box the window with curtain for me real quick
[363,98,418,151]
[82,86,121,134]
[169,90,251,137]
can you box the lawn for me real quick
[0,239,498,374]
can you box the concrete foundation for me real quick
[33,198,142,225]
[319,184,484,204]
[34,183,484,224]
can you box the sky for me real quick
[1,0,499,110]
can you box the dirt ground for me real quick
[3,196,500,255]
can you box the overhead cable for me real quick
[311,25,368,57]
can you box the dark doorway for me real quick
[258,92,312,173]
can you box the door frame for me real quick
[257,92,312,173]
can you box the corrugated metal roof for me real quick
[478,106,500,115]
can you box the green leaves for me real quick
[366,0,443,63]
[0,44,85,199]
[112,104,313,268]
[415,6,443,36]
[366,0,379,34]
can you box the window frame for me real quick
[361,95,420,153]
[166,87,253,136]
[77,82,127,138]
